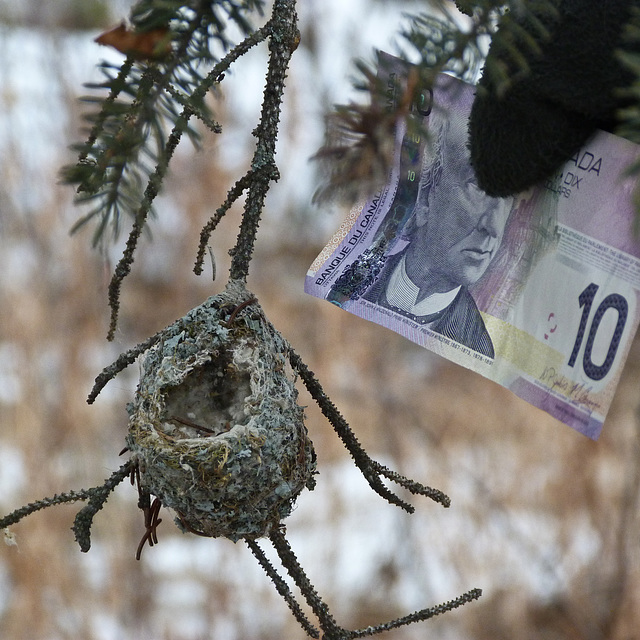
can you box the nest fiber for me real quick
[126,281,316,541]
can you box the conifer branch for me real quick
[288,346,450,511]
[76,57,136,170]
[103,19,273,339]
[0,462,133,549]
[228,0,298,281]
[247,538,320,638]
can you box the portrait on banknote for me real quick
[306,52,640,439]
[318,62,530,360]
[347,97,514,358]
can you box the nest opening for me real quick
[161,351,252,439]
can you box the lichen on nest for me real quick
[126,280,317,541]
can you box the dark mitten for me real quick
[469,0,637,197]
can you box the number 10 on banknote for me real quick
[305,52,640,439]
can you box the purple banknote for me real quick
[305,52,640,439]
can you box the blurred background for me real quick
[1,1,640,639]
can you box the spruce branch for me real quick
[67,0,265,206]
[288,346,450,512]
[82,58,137,151]
[0,462,133,552]
[228,0,298,281]
[247,538,320,638]
[62,1,271,337]
[103,19,273,339]
[47,5,485,636]
[312,58,408,205]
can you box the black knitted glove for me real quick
[469,0,637,196]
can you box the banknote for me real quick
[305,52,640,439]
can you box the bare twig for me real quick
[1,491,93,530]
[228,0,297,281]
[72,461,135,552]
[288,346,450,511]
[268,527,480,638]
[247,537,320,638]
[194,171,255,275]
[87,331,163,403]
[347,588,482,638]
[269,527,343,637]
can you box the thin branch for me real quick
[268,527,479,639]
[106,119,181,340]
[161,79,223,134]
[228,0,298,280]
[369,460,450,506]
[106,20,273,339]
[347,588,482,638]
[87,331,164,403]
[269,527,343,637]
[288,346,450,511]
[72,461,135,552]
[1,491,94,530]
[0,462,133,549]
[194,170,255,275]
[77,57,136,166]
[246,538,320,638]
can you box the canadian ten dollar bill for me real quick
[305,52,640,439]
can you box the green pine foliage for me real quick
[61,0,282,339]
[62,0,265,248]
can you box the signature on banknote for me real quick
[539,366,600,411]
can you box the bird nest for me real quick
[125,281,316,541]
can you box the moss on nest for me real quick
[126,281,316,541]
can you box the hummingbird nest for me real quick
[125,281,316,541]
